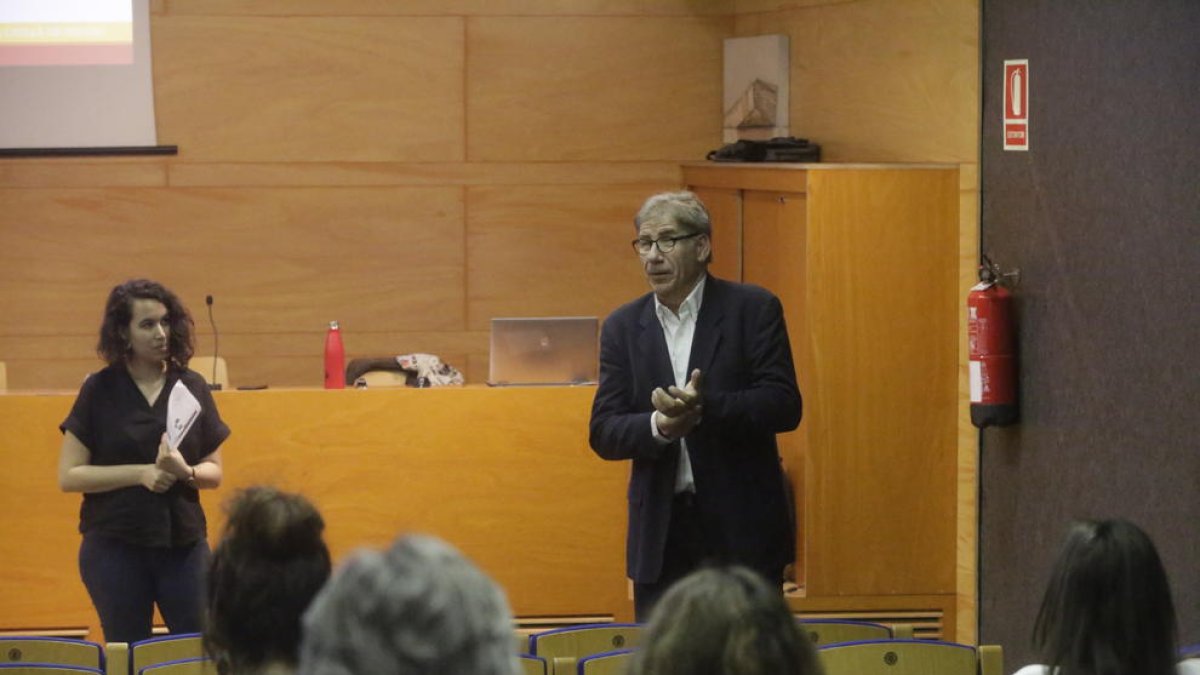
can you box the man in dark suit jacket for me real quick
[589,191,802,620]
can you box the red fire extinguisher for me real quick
[968,256,1017,427]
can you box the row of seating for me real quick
[0,634,208,675]
[520,640,1002,675]
[514,620,985,675]
[2,621,993,675]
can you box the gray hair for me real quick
[633,191,712,237]
[297,534,518,675]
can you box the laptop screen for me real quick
[488,317,599,386]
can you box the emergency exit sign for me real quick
[1004,59,1029,151]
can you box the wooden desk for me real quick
[0,386,630,637]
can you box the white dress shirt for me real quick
[650,276,705,494]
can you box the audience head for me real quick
[205,487,331,675]
[97,278,194,368]
[628,565,823,675]
[298,534,518,675]
[1033,518,1178,675]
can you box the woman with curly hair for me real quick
[205,487,330,675]
[58,278,230,642]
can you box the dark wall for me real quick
[980,0,1200,666]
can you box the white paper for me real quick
[166,380,201,450]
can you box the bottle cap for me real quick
[329,320,339,330]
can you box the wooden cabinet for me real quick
[685,163,960,636]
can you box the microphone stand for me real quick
[205,295,222,391]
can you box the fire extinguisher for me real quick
[968,256,1017,427]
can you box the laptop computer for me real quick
[487,316,599,386]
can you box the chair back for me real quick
[0,662,102,667]
[515,632,534,656]
[798,619,893,645]
[819,639,995,675]
[576,649,633,675]
[529,624,640,675]
[128,636,202,675]
[103,644,127,675]
[135,658,213,675]
[0,638,103,669]
[518,654,548,675]
[190,357,228,389]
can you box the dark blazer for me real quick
[589,275,802,583]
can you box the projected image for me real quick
[0,0,133,66]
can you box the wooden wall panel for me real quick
[165,0,734,16]
[0,329,489,392]
[0,186,464,389]
[735,0,978,163]
[0,161,167,188]
[0,187,463,333]
[466,16,731,161]
[164,162,684,189]
[153,16,465,162]
[466,185,669,330]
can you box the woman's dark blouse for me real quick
[60,365,230,547]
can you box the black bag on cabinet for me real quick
[706,136,821,163]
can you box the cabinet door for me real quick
[742,189,809,586]
[801,169,958,598]
[689,186,742,282]
[742,190,807,316]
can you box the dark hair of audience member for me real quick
[205,487,331,675]
[97,278,195,368]
[1032,518,1179,675]
[627,565,823,675]
[297,534,518,675]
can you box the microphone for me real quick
[205,294,222,391]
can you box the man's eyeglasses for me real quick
[631,232,703,256]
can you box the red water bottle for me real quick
[324,320,345,389]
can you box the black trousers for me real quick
[632,491,785,622]
[633,491,707,622]
[79,533,209,643]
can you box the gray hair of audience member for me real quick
[634,190,713,236]
[628,566,824,675]
[297,534,519,675]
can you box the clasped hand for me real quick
[142,434,189,493]
[651,369,704,441]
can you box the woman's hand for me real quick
[141,466,177,493]
[155,433,191,479]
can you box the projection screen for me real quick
[0,0,159,150]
